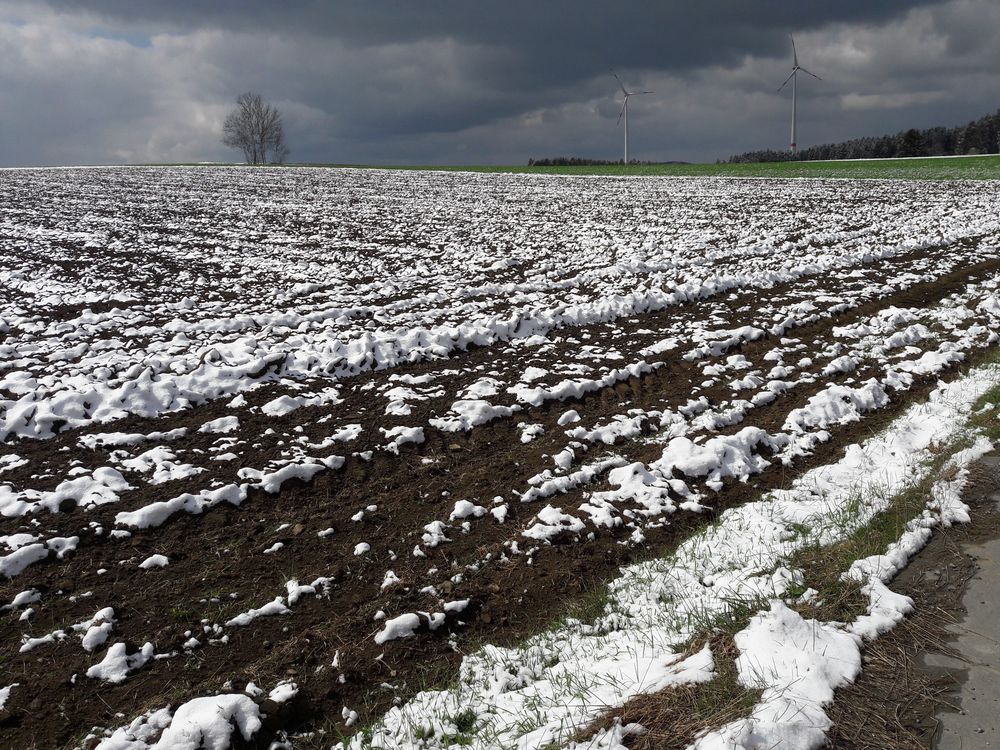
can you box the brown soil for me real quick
[572,635,762,750]
[2,239,1000,747]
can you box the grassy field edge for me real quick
[305,154,1000,180]
[90,153,1000,180]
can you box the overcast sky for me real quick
[1,0,998,166]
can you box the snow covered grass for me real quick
[567,636,760,750]
[339,362,1000,750]
[790,445,968,615]
[620,376,1000,749]
[582,406,993,748]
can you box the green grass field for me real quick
[138,153,1000,180]
[378,154,1000,180]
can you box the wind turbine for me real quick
[612,70,653,165]
[777,35,821,154]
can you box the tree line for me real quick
[728,108,1000,163]
[527,157,685,166]
[529,157,621,166]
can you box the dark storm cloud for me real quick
[38,1,946,85]
[0,0,997,166]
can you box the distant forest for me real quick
[527,157,686,166]
[728,108,1000,163]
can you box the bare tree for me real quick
[222,92,289,165]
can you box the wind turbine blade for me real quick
[777,70,795,92]
[617,99,627,125]
[799,67,822,80]
[638,91,654,95]
[790,34,798,67]
[611,69,628,95]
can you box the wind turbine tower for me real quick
[612,71,653,164]
[777,35,821,153]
